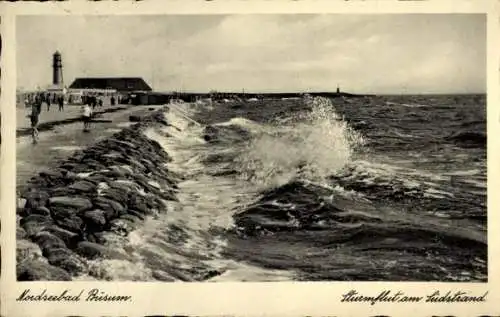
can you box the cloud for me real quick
[17,14,486,94]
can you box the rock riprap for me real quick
[17,110,179,281]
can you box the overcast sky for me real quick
[17,14,485,94]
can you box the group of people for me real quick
[26,92,101,143]
[25,92,66,112]
[82,94,105,109]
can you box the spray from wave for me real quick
[235,97,365,187]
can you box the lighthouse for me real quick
[52,51,63,86]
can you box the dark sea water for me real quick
[84,95,487,282]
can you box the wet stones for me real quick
[45,248,86,274]
[25,206,51,217]
[17,239,43,263]
[86,173,110,185]
[82,209,107,233]
[109,218,137,236]
[16,110,179,280]
[69,180,97,193]
[75,241,128,261]
[54,215,85,235]
[49,196,93,212]
[46,225,81,248]
[17,260,72,281]
[127,210,146,221]
[21,214,54,237]
[108,166,132,178]
[110,179,141,194]
[152,270,175,282]
[100,187,129,204]
[22,190,50,214]
[93,196,126,219]
[38,169,68,187]
[17,227,27,239]
[128,193,150,215]
[32,231,67,254]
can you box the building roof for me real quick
[69,77,152,92]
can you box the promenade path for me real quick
[16,105,166,189]
[16,103,127,135]
[17,104,85,130]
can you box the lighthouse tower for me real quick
[52,51,63,86]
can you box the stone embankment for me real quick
[16,109,179,280]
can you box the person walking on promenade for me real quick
[92,96,97,110]
[39,93,45,111]
[58,95,64,111]
[81,103,92,132]
[45,93,51,111]
[110,96,116,106]
[29,100,41,144]
[34,94,42,115]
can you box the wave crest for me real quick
[236,97,365,187]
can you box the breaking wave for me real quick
[228,97,365,187]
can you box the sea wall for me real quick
[16,109,179,280]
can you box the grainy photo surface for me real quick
[15,14,487,283]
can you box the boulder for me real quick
[23,191,50,211]
[49,187,81,197]
[159,190,178,202]
[46,225,81,248]
[59,162,80,172]
[109,180,141,194]
[86,174,111,185]
[82,209,107,228]
[93,196,126,219]
[120,214,142,225]
[17,227,27,239]
[54,215,85,234]
[107,166,129,178]
[102,152,123,159]
[45,247,86,274]
[21,214,54,237]
[128,194,150,215]
[145,195,165,210]
[92,231,111,244]
[27,206,51,216]
[110,138,137,149]
[75,241,128,261]
[152,270,175,282]
[127,210,146,221]
[100,187,130,204]
[32,231,66,254]
[39,169,64,180]
[37,170,67,187]
[49,205,81,220]
[17,259,71,281]
[49,196,93,212]
[17,239,43,263]
[127,158,146,172]
[109,218,137,236]
[69,180,97,193]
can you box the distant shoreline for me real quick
[146,91,486,98]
